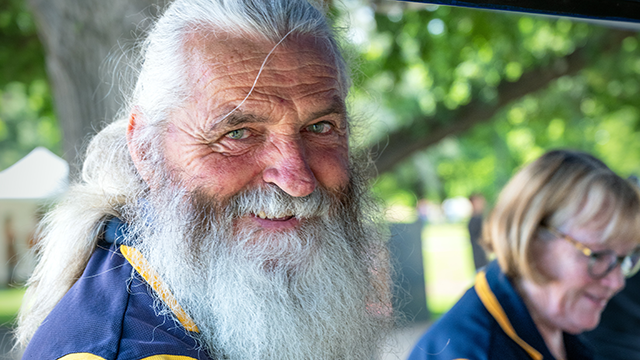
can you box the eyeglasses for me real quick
[544,227,640,279]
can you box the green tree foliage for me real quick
[0,0,61,170]
[3,0,640,209]
[341,2,640,205]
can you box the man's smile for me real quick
[251,212,300,229]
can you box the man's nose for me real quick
[262,139,317,197]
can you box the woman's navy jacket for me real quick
[23,218,213,360]
[408,261,593,360]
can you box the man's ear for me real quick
[126,108,153,186]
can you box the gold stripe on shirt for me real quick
[120,245,199,333]
[474,271,543,360]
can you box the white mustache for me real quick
[225,185,337,220]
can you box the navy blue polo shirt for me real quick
[408,261,593,360]
[23,218,212,360]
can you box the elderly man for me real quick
[17,0,394,359]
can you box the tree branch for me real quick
[372,29,634,174]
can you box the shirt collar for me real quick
[477,261,592,359]
[103,216,129,245]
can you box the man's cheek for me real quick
[184,154,264,197]
[310,151,350,190]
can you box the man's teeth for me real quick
[255,211,293,219]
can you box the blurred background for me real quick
[1,0,640,358]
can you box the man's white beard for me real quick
[130,174,394,359]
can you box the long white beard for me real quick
[129,176,394,359]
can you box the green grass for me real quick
[422,223,476,316]
[0,287,25,327]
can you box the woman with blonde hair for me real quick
[409,149,640,359]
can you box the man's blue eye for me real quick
[226,129,247,140]
[307,122,331,134]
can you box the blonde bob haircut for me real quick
[483,149,640,283]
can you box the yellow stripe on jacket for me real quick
[474,271,543,360]
[58,353,199,360]
[120,245,199,333]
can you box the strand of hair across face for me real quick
[219,24,303,121]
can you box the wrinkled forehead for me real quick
[182,31,342,90]
[175,31,347,127]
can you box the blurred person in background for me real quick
[408,149,640,359]
[580,175,640,360]
[468,193,488,271]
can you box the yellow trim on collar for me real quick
[121,245,199,333]
[59,354,106,360]
[139,356,199,360]
[474,271,543,360]
[58,354,198,360]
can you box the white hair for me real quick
[128,0,350,129]
[134,168,393,359]
[17,0,353,346]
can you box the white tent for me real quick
[0,147,68,200]
[0,147,69,285]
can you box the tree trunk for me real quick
[27,0,164,178]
